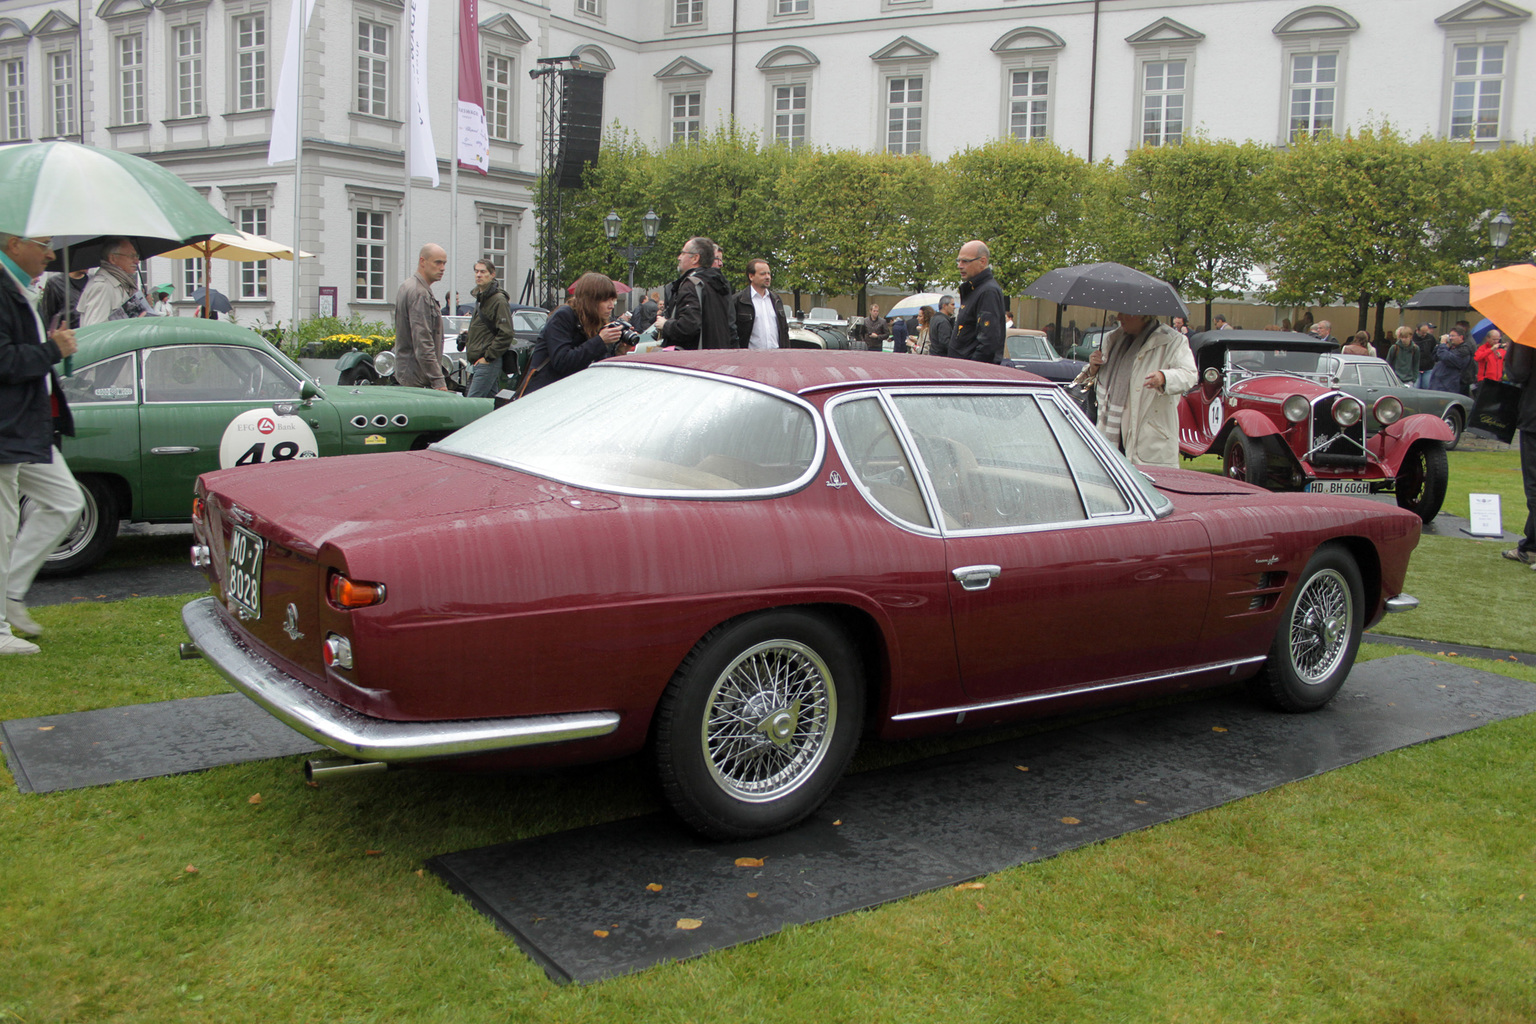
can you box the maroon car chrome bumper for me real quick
[181,596,621,762]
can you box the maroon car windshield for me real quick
[433,363,822,496]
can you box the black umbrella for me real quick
[1402,284,1470,311]
[190,286,233,314]
[45,233,215,273]
[1024,262,1188,318]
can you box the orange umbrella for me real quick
[1470,263,1536,349]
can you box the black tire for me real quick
[1250,545,1364,712]
[337,363,379,386]
[32,476,120,577]
[1441,406,1464,452]
[1223,429,1271,487]
[654,610,865,840]
[1394,441,1448,523]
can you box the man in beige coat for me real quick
[1085,313,1196,467]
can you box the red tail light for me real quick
[328,571,387,609]
[192,495,206,523]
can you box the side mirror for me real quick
[300,379,320,402]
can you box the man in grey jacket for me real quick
[392,243,447,390]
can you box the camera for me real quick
[607,320,642,355]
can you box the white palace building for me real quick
[0,0,1531,323]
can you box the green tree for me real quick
[1089,138,1273,330]
[942,139,1092,294]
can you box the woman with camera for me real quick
[521,272,632,396]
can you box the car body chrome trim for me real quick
[890,656,1267,722]
[1384,593,1420,613]
[181,597,621,761]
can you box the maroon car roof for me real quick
[607,349,1041,394]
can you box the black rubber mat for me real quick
[428,655,1536,984]
[1,692,322,793]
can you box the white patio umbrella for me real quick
[158,231,313,317]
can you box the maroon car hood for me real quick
[1143,466,1261,497]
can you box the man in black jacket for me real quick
[464,259,516,398]
[657,237,733,349]
[929,295,955,357]
[0,233,84,653]
[953,241,1005,363]
[630,290,660,334]
[732,259,787,350]
[1504,340,1536,568]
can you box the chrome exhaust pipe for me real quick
[304,758,390,781]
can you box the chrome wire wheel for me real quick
[1287,567,1353,686]
[700,639,837,803]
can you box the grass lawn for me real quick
[1,457,1534,1022]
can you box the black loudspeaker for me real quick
[556,70,604,189]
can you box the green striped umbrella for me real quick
[0,141,232,243]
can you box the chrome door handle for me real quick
[952,564,1001,591]
[150,446,200,454]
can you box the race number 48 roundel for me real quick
[218,408,321,469]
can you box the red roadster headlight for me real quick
[328,571,387,609]
[1283,395,1311,423]
[1373,396,1403,425]
[1331,396,1364,427]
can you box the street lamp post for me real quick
[1489,209,1514,268]
[604,209,661,310]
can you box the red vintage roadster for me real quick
[182,351,1422,839]
[1178,331,1454,522]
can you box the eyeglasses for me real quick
[957,256,982,265]
[22,237,53,251]
[111,250,141,262]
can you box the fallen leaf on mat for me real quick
[247,793,262,804]
[1016,766,1029,771]
[593,929,609,938]
[676,918,703,930]
[734,857,764,868]
[36,726,53,731]
[1134,799,1148,805]
[1438,684,1447,689]
[1060,817,1081,825]
[955,882,985,890]
[747,892,758,898]
[646,883,663,892]
[1446,652,1459,657]
[1211,726,1228,733]
[415,869,424,877]
[832,820,842,826]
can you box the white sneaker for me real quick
[0,633,40,655]
[6,599,41,637]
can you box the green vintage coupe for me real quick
[33,318,492,574]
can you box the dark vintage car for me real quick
[1001,328,1088,384]
[1313,352,1474,451]
[34,318,492,573]
[1177,331,1455,523]
[183,351,1422,840]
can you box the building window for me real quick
[485,52,512,141]
[1141,59,1185,146]
[1449,42,1503,141]
[355,210,387,301]
[1288,52,1336,141]
[181,258,205,296]
[773,83,806,147]
[173,24,204,118]
[234,13,267,112]
[3,59,24,141]
[357,20,389,117]
[48,50,74,136]
[482,221,509,274]
[576,0,602,15]
[886,76,922,154]
[237,206,268,299]
[116,35,145,125]
[777,0,809,13]
[673,0,703,27]
[670,91,701,143]
[1008,68,1048,140]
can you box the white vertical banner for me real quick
[408,0,440,186]
[267,0,317,165]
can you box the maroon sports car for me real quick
[182,351,1422,839]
